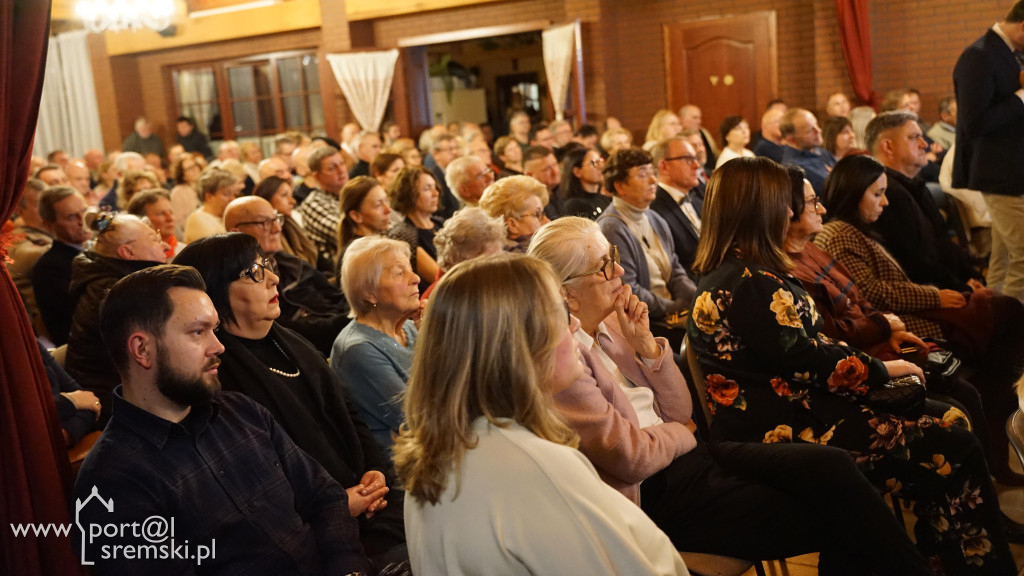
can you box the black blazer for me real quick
[649,185,701,277]
[953,28,1024,195]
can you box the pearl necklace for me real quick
[268,338,301,378]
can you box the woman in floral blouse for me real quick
[687,157,1013,575]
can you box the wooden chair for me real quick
[1007,410,1024,472]
[68,430,102,478]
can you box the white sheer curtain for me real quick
[542,22,577,121]
[326,49,399,132]
[176,68,217,134]
[33,31,103,157]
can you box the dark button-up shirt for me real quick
[75,388,367,575]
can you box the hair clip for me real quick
[94,210,116,233]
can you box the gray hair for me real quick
[865,110,918,154]
[114,152,145,173]
[197,168,237,199]
[340,236,412,318]
[526,216,603,288]
[434,207,507,270]
[309,146,340,173]
[445,155,484,199]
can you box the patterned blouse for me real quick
[687,254,888,444]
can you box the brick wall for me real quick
[86,0,1005,152]
[871,0,1007,123]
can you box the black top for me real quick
[75,389,369,575]
[562,193,611,221]
[31,241,81,346]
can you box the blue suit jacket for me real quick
[953,28,1024,195]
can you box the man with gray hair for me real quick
[953,0,1024,299]
[121,117,163,157]
[867,111,983,292]
[348,131,382,178]
[445,155,494,208]
[98,152,146,210]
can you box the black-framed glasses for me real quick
[663,154,699,165]
[235,214,284,231]
[564,245,620,282]
[805,196,822,211]
[238,258,273,283]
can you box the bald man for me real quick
[258,157,291,183]
[223,197,349,357]
[753,108,787,163]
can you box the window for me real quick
[171,50,324,144]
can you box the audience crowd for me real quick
[10,7,1024,571]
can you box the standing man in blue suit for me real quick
[953,1,1024,299]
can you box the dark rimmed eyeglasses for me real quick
[662,154,700,166]
[238,258,273,283]
[235,214,284,231]
[564,245,620,282]
[805,196,822,211]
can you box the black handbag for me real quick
[865,375,926,419]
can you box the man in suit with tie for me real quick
[649,137,702,277]
[953,1,1024,299]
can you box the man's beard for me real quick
[155,343,221,407]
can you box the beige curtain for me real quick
[326,50,399,132]
[542,22,577,121]
[34,31,103,157]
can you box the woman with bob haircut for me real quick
[529,215,929,574]
[386,165,441,293]
[478,175,550,252]
[393,253,688,576]
[688,157,1013,574]
[331,236,420,453]
[173,233,409,568]
[713,115,755,170]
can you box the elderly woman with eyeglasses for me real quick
[66,212,168,425]
[331,236,420,454]
[478,175,550,252]
[173,233,409,568]
[527,216,929,575]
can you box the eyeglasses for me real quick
[805,196,822,211]
[564,300,572,325]
[238,258,273,283]
[126,230,163,245]
[564,245,620,282]
[663,154,699,166]
[235,214,284,231]
[587,157,605,167]
[474,167,494,180]
[514,207,544,221]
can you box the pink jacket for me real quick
[553,314,698,504]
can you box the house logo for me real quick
[74,485,214,566]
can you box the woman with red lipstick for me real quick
[174,233,409,570]
[331,236,420,455]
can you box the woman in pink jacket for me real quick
[529,217,927,576]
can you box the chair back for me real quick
[683,334,715,431]
[1008,410,1024,472]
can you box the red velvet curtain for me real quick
[835,0,876,107]
[1,1,86,574]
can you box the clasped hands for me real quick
[346,470,389,519]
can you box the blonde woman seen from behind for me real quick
[393,253,689,576]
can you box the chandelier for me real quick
[76,0,176,33]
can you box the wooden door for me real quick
[664,11,777,134]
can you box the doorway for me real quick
[664,11,778,134]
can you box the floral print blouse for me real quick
[687,255,890,444]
